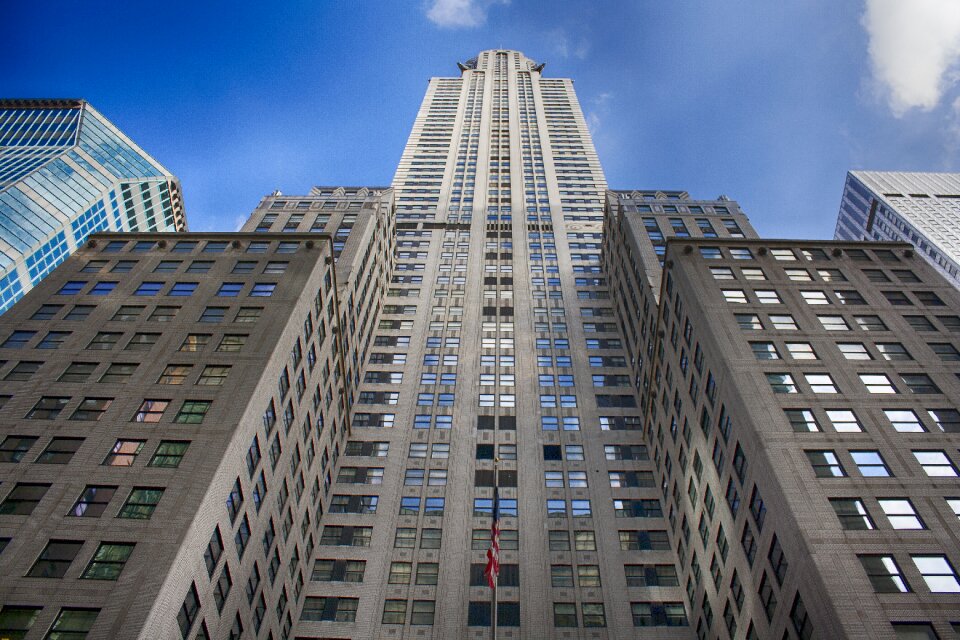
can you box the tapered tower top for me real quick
[457,49,545,73]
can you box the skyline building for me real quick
[0,99,186,314]
[834,170,960,289]
[0,50,958,640]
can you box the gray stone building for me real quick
[0,188,393,639]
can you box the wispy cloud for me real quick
[425,0,509,28]
[862,0,960,116]
[547,27,590,60]
[585,92,613,137]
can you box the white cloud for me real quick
[548,28,590,60]
[862,0,960,116]
[425,0,509,28]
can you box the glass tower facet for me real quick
[0,99,186,312]
[834,170,960,288]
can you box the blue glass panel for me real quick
[26,231,68,284]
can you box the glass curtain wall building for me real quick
[834,171,960,289]
[0,100,186,313]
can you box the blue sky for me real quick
[5,0,960,239]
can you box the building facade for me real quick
[834,170,960,289]
[0,187,393,638]
[0,99,186,313]
[1,50,959,640]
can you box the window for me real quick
[830,498,874,530]
[99,362,137,383]
[722,289,748,304]
[913,450,958,477]
[149,441,189,468]
[901,374,940,394]
[199,307,226,323]
[250,283,276,297]
[0,483,50,515]
[801,290,829,305]
[0,606,41,637]
[125,332,160,351]
[838,342,871,360]
[217,334,247,352]
[382,600,406,624]
[118,487,164,519]
[175,400,211,424]
[4,361,41,381]
[67,486,116,518]
[58,362,96,382]
[0,435,37,462]
[860,555,910,592]
[766,373,797,393]
[818,315,849,331]
[149,306,180,322]
[37,331,70,349]
[855,315,888,331]
[169,282,197,296]
[805,373,837,393]
[735,314,762,330]
[132,399,168,423]
[826,409,862,432]
[151,260,180,273]
[851,450,891,477]
[806,450,845,477]
[198,365,231,386]
[928,408,960,433]
[885,409,924,433]
[878,499,925,529]
[860,373,897,394]
[235,307,262,322]
[158,364,192,385]
[630,602,688,627]
[785,409,819,432]
[553,602,576,627]
[86,332,120,350]
[912,555,960,592]
[31,304,63,320]
[134,281,163,296]
[217,282,243,297]
[81,542,135,580]
[786,342,817,359]
[178,583,201,636]
[36,437,84,463]
[751,342,779,360]
[755,290,782,304]
[1,330,35,348]
[770,314,797,330]
[26,396,69,419]
[46,608,100,638]
[65,305,94,321]
[102,439,144,466]
[87,281,116,295]
[28,539,83,577]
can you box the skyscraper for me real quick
[0,100,186,313]
[0,50,958,640]
[834,170,960,289]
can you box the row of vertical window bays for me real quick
[321,494,665,520]
[319,523,675,554]
[386,288,610,300]
[313,557,679,588]
[299,597,688,630]
[334,465,655,489]
[367,353,626,368]
[340,438,648,462]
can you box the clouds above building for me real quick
[862,0,960,116]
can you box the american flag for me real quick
[484,485,501,589]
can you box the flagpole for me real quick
[492,456,499,640]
